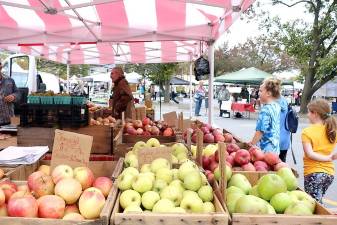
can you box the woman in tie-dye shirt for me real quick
[250,78,281,153]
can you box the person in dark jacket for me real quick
[110,67,134,119]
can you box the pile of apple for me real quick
[117,159,216,213]
[90,116,117,126]
[125,139,189,168]
[183,123,235,144]
[226,168,316,216]
[0,164,113,220]
[124,118,174,136]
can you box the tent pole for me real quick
[208,41,215,125]
[189,62,193,119]
[66,63,70,94]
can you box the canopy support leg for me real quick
[66,63,70,94]
[208,41,215,125]
[189,62,193,119]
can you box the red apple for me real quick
[78,187,106,219]
[212,129,223,136]
[249,147,265,162]
[74,167,95,190]
[209,162,218,172]
[234,149,251,165]
[93,177,113,197]
[242,163,256,171]
[28,172,55,198]
[254,160,269,170]
[204,133,215,143]
[264,152,280,166]
[51,165,74,184]
[255,166,268,171]
[10,190,33,200]
[206,173,215,184]
[133,120,143,128]
[224,133,233,142]
[8,196,38,217]
[226,155,235,166]
[150,126,160,135]
[233,167,243,171]
[0,181,18,202]
[201,126,210,134]
[136,128,144,135]
[215,151,219,162]
[202,156,211,170]
[64,204,80,215]
[274,162,289,171]
[227,143,240,153]
[191,133,197,143]
[126,126,137,135]
[144,124,152,132]
[163,128,174,136]
[142,117,151,126]
[214,134,225,143]
[28,171,45,190]
[38,195,65,218]
[143,131,151,136]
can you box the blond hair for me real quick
[262,78,281,98]
[308,99,337,143]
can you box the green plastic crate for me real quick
[72,96,87,105]
[27,96,40,104]
[40,96,54,104]
[54,96,72,105]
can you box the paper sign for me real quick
[137,147,172,168]
[51,129,93,170]
[163,111,177,127]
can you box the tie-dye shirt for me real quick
[256,101,281,153]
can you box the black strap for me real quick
[290,133,297,164]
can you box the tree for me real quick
[263,0,337,113]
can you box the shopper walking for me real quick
[301,99,337,203]
[250,78,281,153]
[218,84,230,117]
[194,81,206,117]
[277,96,291,162]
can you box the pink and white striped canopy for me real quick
[0,0,254,64]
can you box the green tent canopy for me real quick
[214,67,293,86]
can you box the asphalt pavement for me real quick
[152,98,337,209]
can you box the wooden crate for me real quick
[0,165,21,181]
[0,136,17,149]
[111,192,229,225]
[0,158,124,225]
[17,127,55,152]
[64,126,113,154]
[230,172,337,225]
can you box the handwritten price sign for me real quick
[51,129,93,170]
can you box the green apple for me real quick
[152,199,175,213]
[226,186,245,196]
[180,194,204,213]
[257,174,287,201]
[270,192,294,213]
[123,167,139,177]
[284,202,313,215]
[178,160,198,180]
[228,174,252,194]
[227,192,245,214]
[142,172,155,182]
[171,207,186,213]
[172,169,179,180]
[124,205,143,213]
[160,144,167,147]
[176,152,188,161]
[171,155,179,164]
[170,180,185,193]
[234,195,268,214]
[156,168,173,184]
[248,185,259,197]
[152,179,168,193]
[183,171,202,191]
[203,202,215,213]
[265,202,276,214]
[172,143,188,156]
[120,190,141,209]
[146,138,160,147]
[277,168,298,191]
[191,145,197,158]
[117,173,135,191]
[214,165,232,181]
[150,158,170,173]
[203,144,217,156]
[132,173,153,193]
[160,185,183,206]
[288,190,316,212]
[200,172,208,185]
[183,190,199,198]
[198,185,214,202]
[141,164,151,173]
[124,153,138,168]
[132,141,147,154]
[141,191,160,210]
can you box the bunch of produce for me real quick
[87,102,103,112]
[90,116,117,126]
[183,122,235,144]
[124,118,174,136]
[29,91,57,96]
[226,168,316,216]
[0,133,12,140]
[0,164,113,220]
[124,139,189,168]
[199,143,287,181]
[117,159,216,213]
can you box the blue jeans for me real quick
[195,99,203,116]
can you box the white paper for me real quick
[0,146,49,165]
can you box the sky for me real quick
[216,0,312,48]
